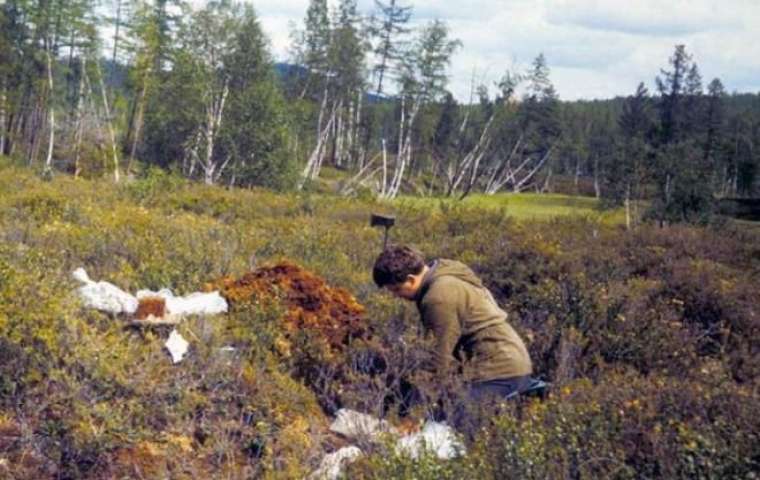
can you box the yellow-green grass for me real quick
[395,192,626,225]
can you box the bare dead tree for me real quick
[299,95,339,189]
[448,113,496,197]
[72,55,87,177]
[485,138,558,194]
[380,94,422,199]
[0,76,6,155]
[95,61,120,182]
[201,78,229,185]
[43,39,55,174]
[338,152,381,195]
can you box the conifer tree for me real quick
[369,0,411,96]
[652,45,713,223]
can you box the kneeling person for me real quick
[373,245,533,402]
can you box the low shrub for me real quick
[0,165,758,478]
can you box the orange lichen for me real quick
[212,261,367,351]
[134,296,167,320]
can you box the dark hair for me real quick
[372,244,425,287]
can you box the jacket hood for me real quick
[416,259,484,301]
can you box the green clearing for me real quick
[396,192,626,224]
[313,166,625,224]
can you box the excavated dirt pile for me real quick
[213,261,369,351]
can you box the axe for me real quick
[370,213,395,250]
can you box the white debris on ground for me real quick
[308,446,363,480]
[73,268,229,364]
[165,329,190,364]
[72,268,138,315]
[395,420,465,460]
[313,409,465,479]
[329,408,397,439]
[72,268,228,316]
[136,288,228,316]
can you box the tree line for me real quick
[1,0,758,222]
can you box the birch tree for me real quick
[369,0,411,96]
[381,19,460,198]
[298,0,368,187]
[180,1,240,185]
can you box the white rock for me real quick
[395,421,465,460]
[309,446,363,480]
[329,409,396,440]
[165,329,190,364]
[72,268,138,315]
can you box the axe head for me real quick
[370,213,395,228]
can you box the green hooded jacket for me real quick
[415,259,532,383]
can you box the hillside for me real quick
[0,164,758,479]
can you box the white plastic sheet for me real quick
[315,409,464,479]
[308,446,363,480]
[329,408,396,439]
[136,288,228,316]
[395,421,464,460]
[165,329,189,364]
[72,268,228,317]
[72,268,138,315]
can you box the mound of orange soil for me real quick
[213,262,367,350]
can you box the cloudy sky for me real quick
[239,0,760,101]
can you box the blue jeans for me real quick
[468,375,533,402]
[450,375,533,435]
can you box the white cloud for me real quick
[236,0,760,100]
[545,0,740,36]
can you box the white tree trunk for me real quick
[334,102,345,167]
[44,44,55,172]
[339,153,380,195]
[299,93,331,188]
[382,96,406,198]
[515,144,556,193]
[593,157,600,198]
[73,56,87,178]
[381,138,387,197]
[202,79,229,185]
[95,61,120,183]
[665,174,672,204]
[81,62,110,173]
[450,113,495,196]
[353,90,362,168]
[485,135,524,194]
[625,182,631,230]
[0,76,6,155]
[127,77,148,174]
[385,96,422,199]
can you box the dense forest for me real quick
[2,0,759,223]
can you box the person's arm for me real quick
[420,298,462,376]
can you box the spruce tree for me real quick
[369,0,411,96]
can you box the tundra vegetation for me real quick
[0,163,758,478]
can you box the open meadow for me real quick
[0,163,758,478]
